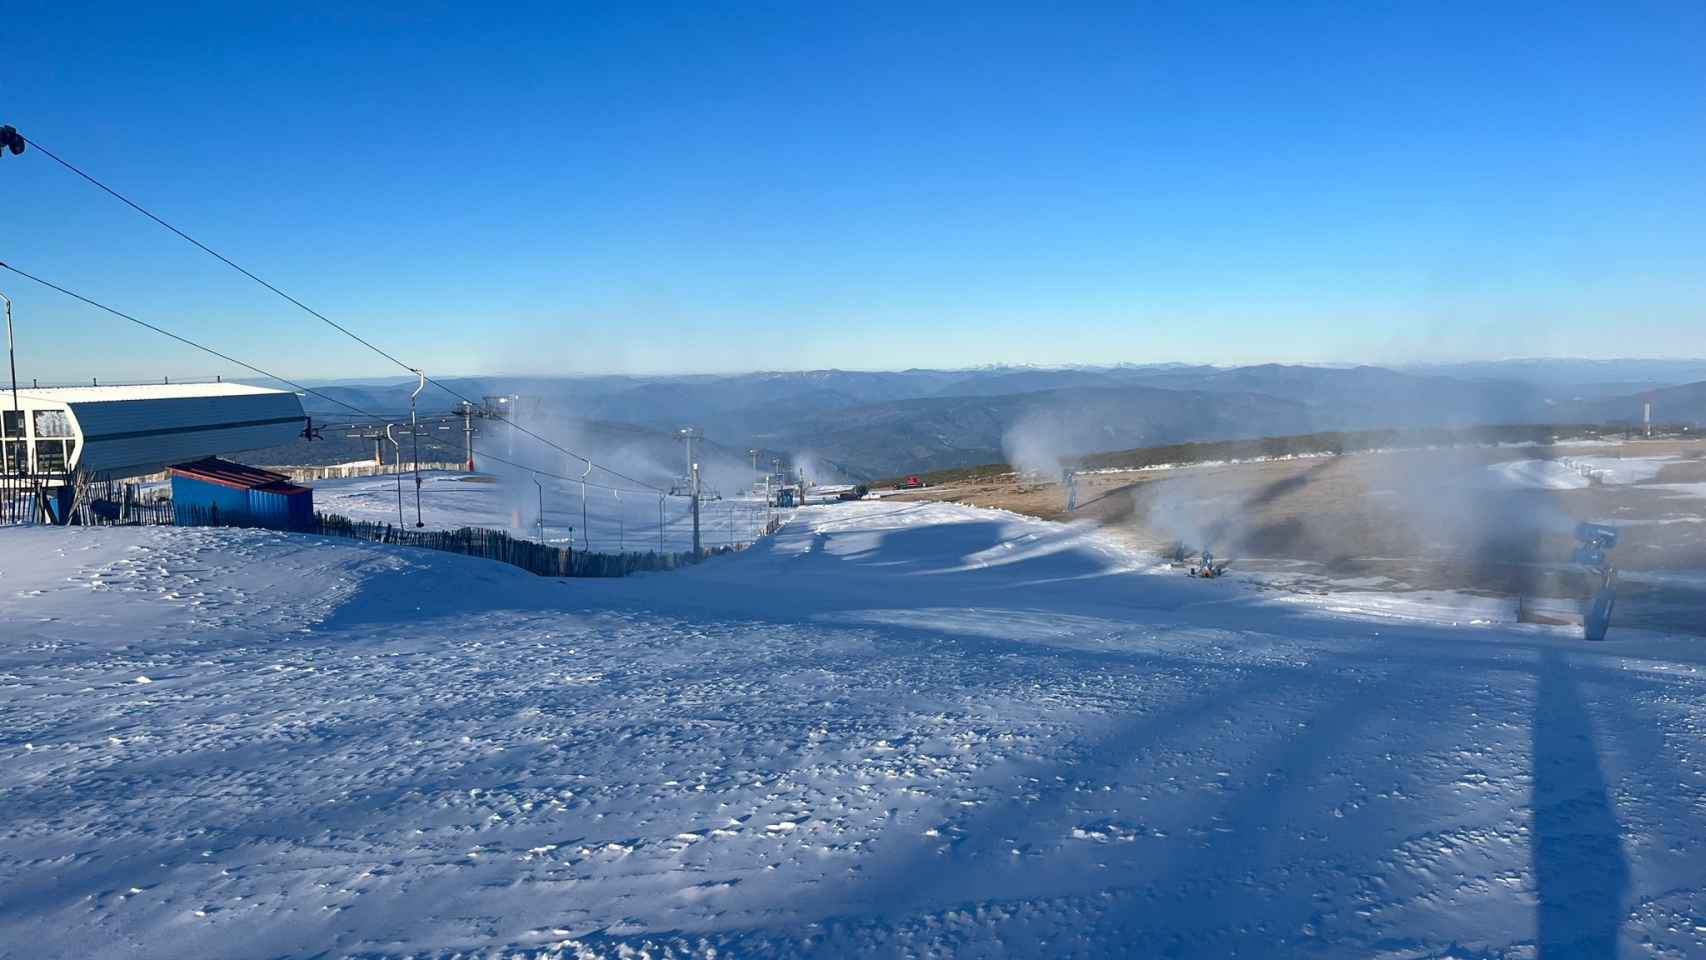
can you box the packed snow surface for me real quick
[3,502,1706,958]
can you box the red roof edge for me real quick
[168,456,298,491]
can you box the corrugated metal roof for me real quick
[15,382,293,404]
[168,457,309,493]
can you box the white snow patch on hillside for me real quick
[1483,459,1592,490]
[1559,455,1675,485]
[1482,454,1679,491]
[2,503,1705,958]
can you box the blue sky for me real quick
[3,1,1703,381]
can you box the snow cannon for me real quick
[1572,521,1618,569]
[1186,548,1229,579]
[1572,522,1618,641]
[1576,521,1618,552]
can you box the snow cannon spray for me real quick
[1573,521,1618,641]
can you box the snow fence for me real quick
[173,507,776,578]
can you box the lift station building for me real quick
[1,382,307,521]
[1,382,305,480]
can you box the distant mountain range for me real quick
[284,359,1706,480]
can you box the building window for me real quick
[34,439,68,474]
[1,440,22,474]
[33,410,73,439]
[0,410,20,438]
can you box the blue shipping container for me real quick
[169,457,314,532]
[247,484,316,531]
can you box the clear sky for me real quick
[3,2,1703,382]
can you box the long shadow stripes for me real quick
[1533,647,1630,957]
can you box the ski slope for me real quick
[2,502,1704,958]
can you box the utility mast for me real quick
[678,427,702,557]
[692,461,702,556]
[534,475,545,544]
[384,424,404,527]
[2,291,19,476]
[409,369,425,527]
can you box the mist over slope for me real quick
[285,360,1706,480]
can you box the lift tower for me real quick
[677,427,702,558]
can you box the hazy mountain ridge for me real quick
[1400,358,1706,386]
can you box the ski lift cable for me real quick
[16,134,425,378]
[0,261,390,424]
[12,129,668,495]
[413,434,680,496]
[0,262,675,504]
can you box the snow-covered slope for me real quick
[2,504,1704,958]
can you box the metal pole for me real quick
[1,292,16,477]
[385,424,404,527]
[2,291,45,525]
[691,461,701,557]
[578,460,592,552]
[535,475,545,544]
[678,427,699,555]
[658,494,664,554]
[463,401,476,472]
[409,370,425,527]
[679,427,702,558]
[614,488,623,554]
